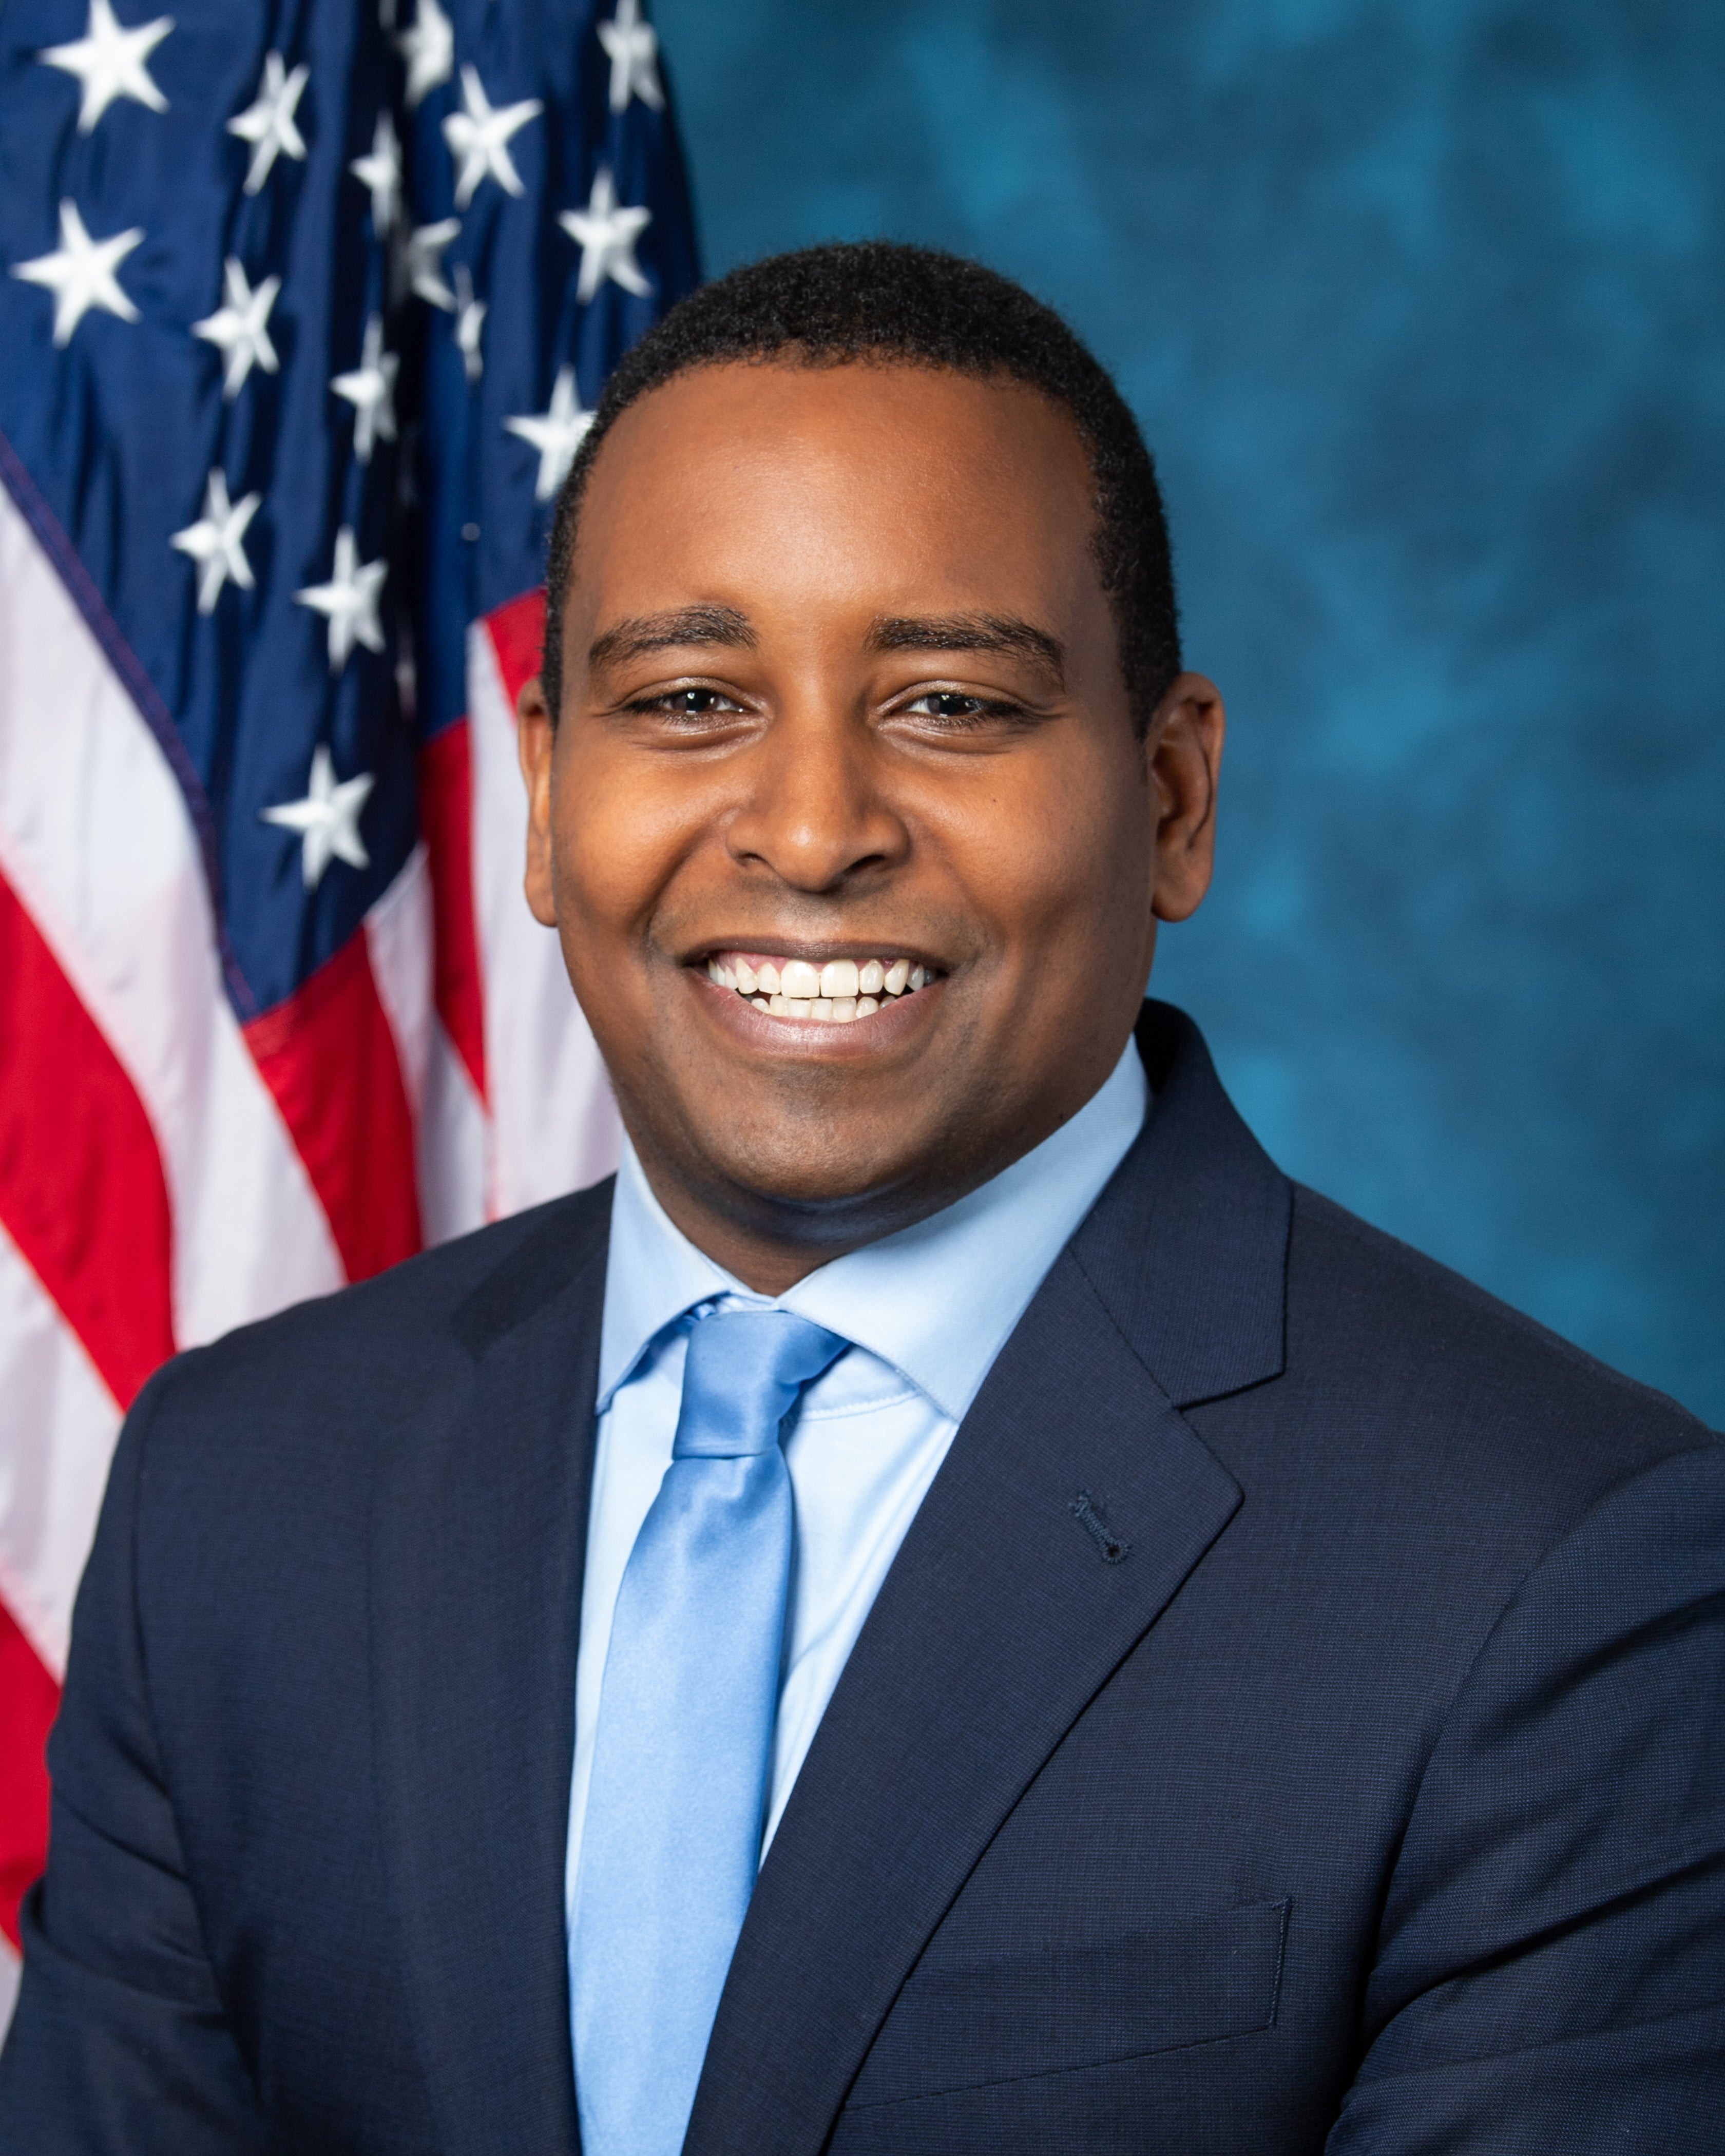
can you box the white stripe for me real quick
[0,1221,120,1679]
[418,1020,489,1246]
[364,841,434,1122]
[0,1938,18,2045]
[0,487,342,1350]
[363,846,489,1245]
[468,621,621,1217]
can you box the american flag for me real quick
[0,0,698,2022]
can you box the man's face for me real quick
[520,360,1221,1281]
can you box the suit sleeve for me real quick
[1327,1437,1725,2154]
[0,1362,269,2152]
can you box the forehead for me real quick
[569,360,1104,631]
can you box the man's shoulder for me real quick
[138,1177,615,1458]
[1273,1180,1715,1525]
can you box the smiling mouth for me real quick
[703,951,937,1026]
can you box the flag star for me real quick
[442,65,542,210]
[349,109,401,237]
[504,364,592,501]
[294,526,388,671]
[453,264,485,382]
[404,217,459,310]
[397,0,453,109]
[260,743,375,890]
[170,468,260,612]
[332,314,398,462]
[191,256,280,396]
[597,0,663,114]
[11,199,143,345]
[227,49,309,196]
[558,167,651,303]
[39,0,172,133]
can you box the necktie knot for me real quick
[672,1307,846,1460]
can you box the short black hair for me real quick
[541,241,1181,734]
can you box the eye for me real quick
[638,690,737,716]
[626,684,748,722]
[897,689,1028,729]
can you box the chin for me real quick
[683,1122,932,1232]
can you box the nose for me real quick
[723,701,909,894]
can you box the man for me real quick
[2,243,1721,2154]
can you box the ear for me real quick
[516,673,558,928]
[1145,672,1225,923]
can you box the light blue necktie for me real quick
[571,1307,846,2156]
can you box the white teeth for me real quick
[716,952,934,1022]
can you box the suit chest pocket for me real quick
[847,1896,1290,2105]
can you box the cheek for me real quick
[935,745,1150,956]
[551,743,702,939]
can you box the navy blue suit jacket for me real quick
[3,1003,1722,2152]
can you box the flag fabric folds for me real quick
[0,0,698,2021]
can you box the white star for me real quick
[294,526,388,671]
[349,109,401,237]
[442,65,542,210]
[332,314,398,463]
[11,199,143,345]
[397,0,453,109]
[597,0,663,114]
[453,264,485,382]
[558,167,651,303]
[170,468,260,613]
[39,0,173,133]
[191,256,280,396]
[404,217,459,309]
[260,743,375,890]
[227,49,309,196]
[504,364,592,502]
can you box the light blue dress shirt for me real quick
[565,1038,1148,1909]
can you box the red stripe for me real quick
[244,936,422,1284]
[485,588,547,711]
[0,1597,57,1951]
[419,721,486,1102]
[0,867,175,1409]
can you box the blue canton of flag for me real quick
[0,0,697,1990]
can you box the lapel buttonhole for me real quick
[1070,1490,1130,1564]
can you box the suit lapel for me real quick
[687,1250,1242,2155]
[370,1190,611,2156]
[687,1002,1288,2156]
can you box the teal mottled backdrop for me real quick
[654,0,1724,1421]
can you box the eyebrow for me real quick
[588,605,757,671]
[866,613,1066,685]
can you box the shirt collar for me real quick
[598,1037,1148,1422]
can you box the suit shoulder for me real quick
[1282,1182,1714,1490]
[144,1178,614,1431]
